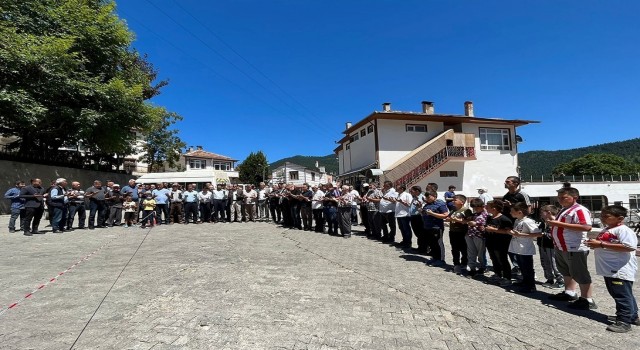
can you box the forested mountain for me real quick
[269,154,339,174]
[519,138,640,177]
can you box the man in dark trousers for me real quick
[20,178,46,236]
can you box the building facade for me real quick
[270,162,331,187]
[335,101,537,196]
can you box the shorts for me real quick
[554,249,592,284]
[124,212,136,222]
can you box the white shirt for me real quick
[244,189,257,204]
[198,191,212,203]
[508,217,541,255]
[258,189,268,200]
[379,188,397,213]
[311,190,325,210]
[394,191,412,217]
[595,225,638,281]
[211,190,225,200]
[349,190,360,206]
[478,193,493,204]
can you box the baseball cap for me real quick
[362,183,369,187]
[477,187,488,191]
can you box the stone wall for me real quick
[0,160,133,213]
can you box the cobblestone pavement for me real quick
[0,217,638,349]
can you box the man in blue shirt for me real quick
[152,183,170,224]
[182,184,199,224]
[421,190,449,266]
[444,185,456,211]
[4,180,25,233]
[49,178,69,233]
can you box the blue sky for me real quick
[116,1,640,163]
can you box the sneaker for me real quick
[511,266,521,275]
[606,321,631,333]
[123,225,129,228]
[607,315,640,326]
[9,229,15,233]
[542,279,554,287]
[453,265,462,274]
[567,297,598,310]
[550,281,565,289]
[548,291,579,302]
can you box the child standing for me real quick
[484,200,514,286]
[141,192,156,229]
[464,198,488,277]
[123,195,137,228]
[586,205,639,333]
[446,194,472,275]
[509,202,542,293]
[538,205,564,289]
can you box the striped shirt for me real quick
[551,203,591,252]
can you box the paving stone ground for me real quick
[0,216,639,349]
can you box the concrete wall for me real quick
[0,160,133,213]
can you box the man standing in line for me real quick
[444,185,457,211]
[364,183,383,239]
[182,184,199,224]
[121,179,139,223]
[394,184,413,248]
[107,184,124,226]
[4,180,25,233]
[86,180,107,229]
[299,183,314,231]
[168,183,184,224]
[337,185,356,238]
[421,190,449,266]
[244,185,257,222]
[49,178,68,233]
[379,181,398,243]
[257,182,269,221]
[211,183,226,223]
[152,183,170,225]
[502,176,531,274]
[66,181,86,230]
[20,178,46,236]
[311,184,325,232]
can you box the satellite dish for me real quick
[515,135,523,143]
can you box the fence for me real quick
[522,174,640,183]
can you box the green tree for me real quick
[553,153,640,176]
[237,151,269,185]
[139,108,185,172]
[0,0,179,170]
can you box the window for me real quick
[311,172,316,181]
[630,194,640,209]
[289,171,299,180]
[360,129,366,137]
[367,125,374,134]
[213,162,231,171]
[406,124,427,132]
[440,171,458,177]
[349,134,359,142]
[345,143,350,150]
[189,159,205,169]
[479,128,511,150]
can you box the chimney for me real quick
[187,146,194,152]
[315,161,319,168]
[196,145,203,150]
[464,101,474,117]
[421,101,434,115]
[345,122,352,130]
[382,102,391,112]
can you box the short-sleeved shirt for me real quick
[551,203,591,252]
[449,207,472,233]
[300,190,313,208]
[142,199,156,211]
[379,189,397,213]
[183,190,198,203]
[467,210,488,238]
[311,190,325,210]
[595,225,638,281]
[502,190,530,219]
[509,217,541,255]
[365,189,382,211]
[409,194,424,216]
[422,199,448,230]
[444,191,456,210]
[485,214,513,245]
[394,192,412,218]
[152,188,170,205]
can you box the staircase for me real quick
[382,129,476,187]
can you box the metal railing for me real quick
[522,174,640,183]
[393,146,476,187]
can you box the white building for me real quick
[334,101,537,196]
[136,147,239,187]
[271,162,332,187]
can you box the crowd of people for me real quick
[4,175,638,333]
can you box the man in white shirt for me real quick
[197,186,212,223]
[311,185,325,232]
[211,183,226,223]
[257,182,269,221]
[243,185,257,222]
[477,187,494,204]
[394,184,413,248]
[379,180,398,243]
[348,185,361,225]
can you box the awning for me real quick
[367,169,384,177]
[337,162,377,178]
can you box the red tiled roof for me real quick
[183,150,236,161]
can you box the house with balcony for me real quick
[334,101,538,196]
